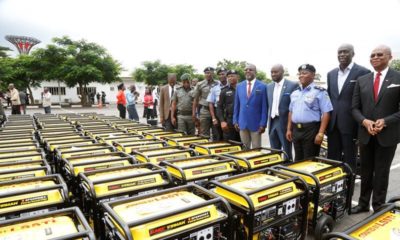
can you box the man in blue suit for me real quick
[327,44,370,171]
[267,64,298,160]
[233,63,268,149]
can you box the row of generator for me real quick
[0,113,398,240]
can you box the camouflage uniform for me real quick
[193,79,218,137]
[172,86,195,135]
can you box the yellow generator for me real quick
[0,175,69,221]
[128,126,164,135]
[190,141,243,155]
[102,184,232,240]
[134,146,197,164]
[0,149,45,163]
[160,155,239,186]
[210,168,309,240]
[54,143,115,172]
[165,135,210,147]
[97,134,143,145]
[0,207,95,239]
[114,139,166,154]
[274,157,354,240]
[79,163,172,237]
[224,147,286,172]
[85,130,127,139]
[144,131,184,140]
[60,152,135,201]
[0,159,51,182]
[0,142,39,152]
[325,197,400,240]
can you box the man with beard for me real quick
[233,63,268,149]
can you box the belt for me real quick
[293,122,320,129]
[178,110,192,116]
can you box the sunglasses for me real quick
[370,53,385,58]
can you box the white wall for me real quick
[31,80,147,104]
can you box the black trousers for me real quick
[292,122,320,161]
[223,125,241,142]
[358,137,396,210]
[327,126,358,172]
[11,105,21,114]
[117,104,126,119]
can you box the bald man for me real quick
[267,64,298,160]
[351,45,400,213]
[327,44,370,172]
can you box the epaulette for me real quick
[314,86,326,91]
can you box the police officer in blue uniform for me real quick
[286,64,333,161]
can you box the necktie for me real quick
[247,81,251,98]
[170,87,174,103]
[373,72,381,102]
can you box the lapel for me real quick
[339,64,357,97]
[268,83,274,106]
[376,69,394,104]
[366,73,375,103]
[248,79,258,101]
[331,69,339,96]
[279,79,287,102]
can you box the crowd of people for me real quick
[0,85,52,116]
[115,43,400,214]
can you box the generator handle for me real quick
[322,232,355,240]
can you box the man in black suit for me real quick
[327,44,370,171]
[351,45,400,213]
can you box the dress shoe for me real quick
[351,205,370,214]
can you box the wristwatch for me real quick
[317,133,324,137]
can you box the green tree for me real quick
[0,54,44,103]
[216,59,271,83]
[132,61,198,86]
[36,36,122,105]
[0,46,12,58]
[132,60,170,86]
[390,59,400,71]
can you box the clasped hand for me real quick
[362,119,385,135]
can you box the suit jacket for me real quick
[352,68,400,147]
[159,84,173,121]
[233,79,268,132]
[327,63,370,134]
[267,79,298,133]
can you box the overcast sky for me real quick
[1,0,400,80]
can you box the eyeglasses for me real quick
[370,53,384,58]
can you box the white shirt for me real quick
[246,79,255,97]
[42,92,52,107]
[374,66,389,94]
[337,62,354,93]
[271,79,285,118]
[168,85,175,99]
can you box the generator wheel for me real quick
[314,214,334,240]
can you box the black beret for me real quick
[217,67,227,74]
[226,70,238,76]
[298,64,316,73]
[204,67,215,73]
